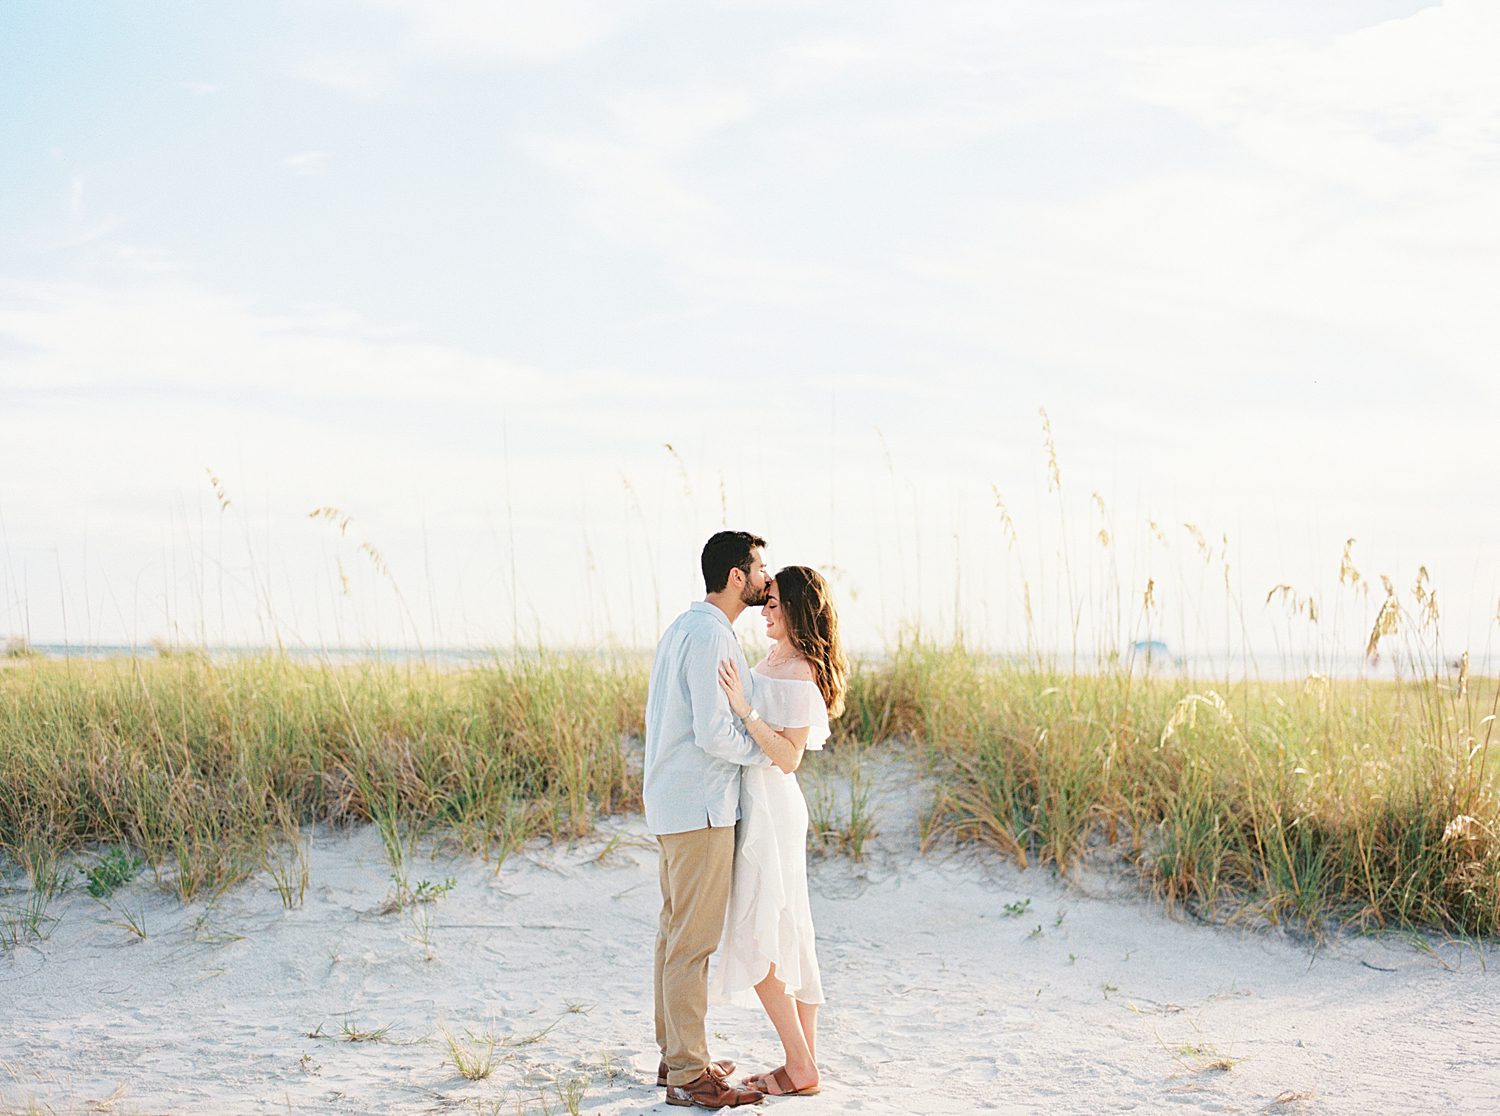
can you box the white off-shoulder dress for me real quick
[710,659,829,1007]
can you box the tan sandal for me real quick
[759,1066,820,1097]
[743,1066,781,1092]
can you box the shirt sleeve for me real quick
[686,627,774,767]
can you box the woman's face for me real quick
[763,579,789,643]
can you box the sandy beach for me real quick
[3,756,1496,1115]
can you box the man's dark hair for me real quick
[701,530,766,593]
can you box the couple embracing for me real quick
[644,531,848,1108]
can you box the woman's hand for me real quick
[718,658,752,719]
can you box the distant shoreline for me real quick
[2,641,1481,682]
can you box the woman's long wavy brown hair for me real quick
[772,565,848,718]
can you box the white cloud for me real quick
[777,36,886,70]
[0,279,543,403]
[283,151,331,177]
[299,0,633,97]
[50,169,120,249]
[299,51,393,99]
[382,0,627,63]
[1128,1,1500,199]
[606,89,757,151]
[528,134,719,245]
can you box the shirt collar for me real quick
[689,600,735,631]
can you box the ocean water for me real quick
[13,642,1488,682]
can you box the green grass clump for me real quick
[82,848,143,899]
[0,653,646,901]
[843,643,1500,935]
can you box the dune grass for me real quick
[846,644,1500,936]
[1,642,1497,938]
[0,653,645,902]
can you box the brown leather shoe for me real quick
[657,1058,736,1087]
[665,1069,764,1108]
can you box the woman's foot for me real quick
[747,1065,820,1096]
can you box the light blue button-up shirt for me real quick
[643,601,772,835]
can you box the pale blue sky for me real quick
[2,1,1496,664]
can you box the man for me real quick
[644,530,774,1108]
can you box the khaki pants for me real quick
[654,825,735,1088]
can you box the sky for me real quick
[2,0,1497,666]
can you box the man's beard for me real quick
[741,581,769,607]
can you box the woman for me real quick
[713,565,848,1099]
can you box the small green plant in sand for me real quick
[555,1075,589,1116]
[1002,898,1032,918]
[842,753,879,859]
[1,893,59,949]
[804,744,879,860]
[264,827,310,910]
[83,849,142,900]
[1162,1023,1242,1074]
[0,849,64,949]
[108,898,149,941]
[383,867,457,915]
[438,1024,496,1081]
[412,876,457,903]
[339,1020,393,1042]
[1173,1042,1238,1073]
[503,1017,563,1047]
[404,897,445,958]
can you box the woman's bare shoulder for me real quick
[756,654,815,682]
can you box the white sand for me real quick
[3,756,1497,1115]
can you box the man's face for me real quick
[739,548,771,607]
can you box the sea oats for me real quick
[204,467,232,511]
[1339,537,1362,588]
[308,506,353,535]
[662,442,693,501]
[1442,814,1485,844]
[358,541,390,578]
[1038,406,1061,492]
[1159,690,1234,747]
[1266,584,1317,623]
[1365,581,1400,660]
[1183,523,1209,561]
[990,485,1020,550]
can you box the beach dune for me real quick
[2,758,1496,1115]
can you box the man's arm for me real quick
[686,629,773,767]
